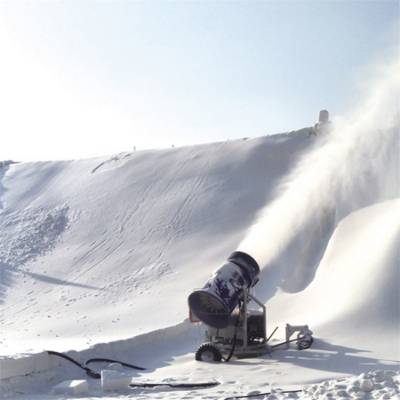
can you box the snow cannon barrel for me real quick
[188,251,260,329]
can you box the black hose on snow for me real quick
[47,350,146,379]
[224,389,303,400]
[222,301,242,362]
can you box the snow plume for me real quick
[238,61,400,269]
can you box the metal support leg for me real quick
[242,289,248,349]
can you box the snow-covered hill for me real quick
[1,125,399,399]
[0,132,311,355]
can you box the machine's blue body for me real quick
[188,251,260,328]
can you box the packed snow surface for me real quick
[1,66,399,399]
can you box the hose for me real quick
[224,389,303,399]
[85,357,146,370]
[222,301,242,362]
[47,350,145,379]
[130,381,220,389]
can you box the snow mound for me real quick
[267,198,400,338]
[301,370,400,400]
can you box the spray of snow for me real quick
[238,61,400,268]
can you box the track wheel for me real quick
[195,343,222,362]
[297,333,313,350]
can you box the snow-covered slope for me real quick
[0,132,310,355]
[1,126,399,399]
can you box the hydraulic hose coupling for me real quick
[188,251,260,329]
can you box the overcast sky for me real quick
[0,0,398,161]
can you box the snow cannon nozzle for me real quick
[188,251,260,329]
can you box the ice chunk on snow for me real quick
[52,379,88,395]
[359,378,374,392]
[101,369,133,392]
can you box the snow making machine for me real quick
[188,251,313,362]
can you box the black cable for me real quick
[47,351,101,379]
[222,301,242,363]
[224,389,303,400]
[85,358,146,371]
[47,351,146,379]
[47,351,84,369]
[130,381,220,389]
